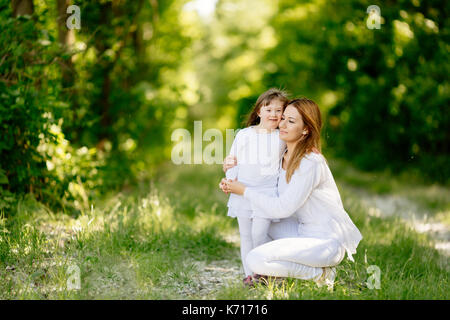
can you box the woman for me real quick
[220,98,363,290]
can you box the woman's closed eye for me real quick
[282,116,294,123]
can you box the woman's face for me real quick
[279,105,306,142]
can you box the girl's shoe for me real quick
[314,267,336,291]
[243,275,254,287]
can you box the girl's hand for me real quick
[224,179,246,195]
[219,178,229,194]
[223,155,237,173]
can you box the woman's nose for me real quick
[279,119,286,128]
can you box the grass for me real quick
[0,161,449,299]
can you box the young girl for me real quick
[223,88,288,285]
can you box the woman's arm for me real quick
[223,129,243,175]
[223,155,237,173]
[226,158,322,219]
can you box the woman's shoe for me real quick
[253,274,268,285]
[314,267,336,291]
[253,274,284,286]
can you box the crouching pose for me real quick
[221,98,363,290]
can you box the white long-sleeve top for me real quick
[243,152,363,261]
[226,126,286,211]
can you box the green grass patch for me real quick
[0,162,448,299]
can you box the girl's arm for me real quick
[227,157,322,219]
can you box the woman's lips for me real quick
[280,130,288,134]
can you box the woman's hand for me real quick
[223,155,237,173]
[224,179,246,196]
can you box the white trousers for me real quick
[237,215,272,277]
[246,218,346,280]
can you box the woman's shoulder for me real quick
[304,152,325,163]
[293,152,325,176]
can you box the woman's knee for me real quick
[325,240,345,266]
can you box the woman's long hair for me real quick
[285,98,322,183]
[246,88,289,127]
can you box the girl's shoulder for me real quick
[234,127,252,138]
[233,126,280,141]
[247,126,281,135]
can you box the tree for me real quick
[11,0,33,17]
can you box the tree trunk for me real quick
[11,0,34,17]
[56,0,80,141]
[95,0,144,145]
[94,1,113,146]
[56,0,75,88]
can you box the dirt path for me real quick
[176,232,243,299]
[352,188,450,257]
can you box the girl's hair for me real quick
[285,98,322,183]
[246,88,289,127]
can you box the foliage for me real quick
[263,0,449,182]
[0,4,62,197]
[0,0,448,215]
[0,0,192,215]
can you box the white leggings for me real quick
[237,217,272,276]
[246,218,346,280]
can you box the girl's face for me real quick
[257,99,284,130]
[279,105,307,142]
